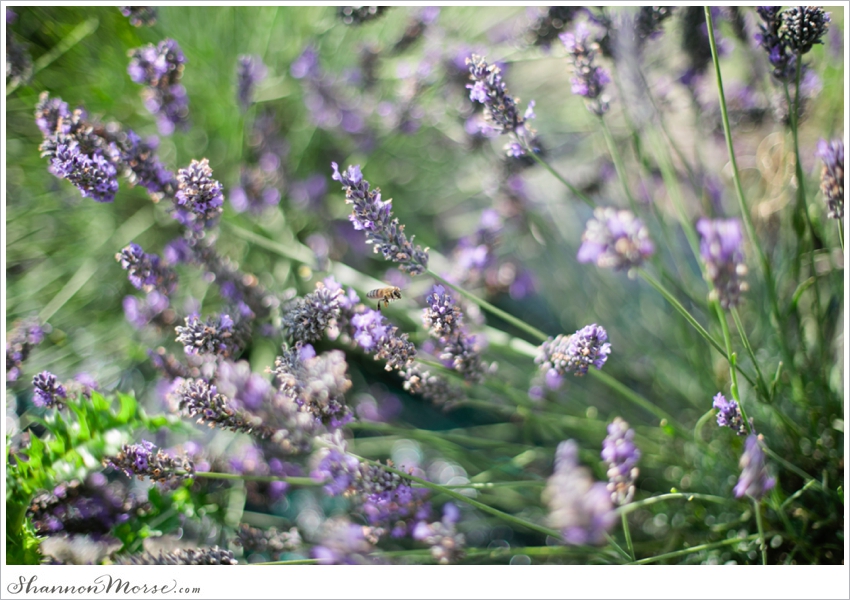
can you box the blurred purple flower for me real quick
[32,371,67,409]
[817,139,843,220]
[696,218,748,309]
[601,417,640,505]
[734,435,775,500]
[545,440,616,545]
[578,207,654,271]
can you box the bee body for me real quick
[366,286,402,311]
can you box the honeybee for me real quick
[366,286,402,311]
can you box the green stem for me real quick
[705,7,794,389]
[638,268,757,388]
[523,141,595,208]
[838,220,844,251]
[621,512,636,561]
[730,308,770,401]
[7,18,100,97]
[618,492,733,515]
[193,472,321,486]
[629,534,759,565]
[587,368,682,433]
[599,115,638,214]
[427,269,547,342]
[753,498,768,565]
[352,454,561,540]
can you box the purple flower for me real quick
[216,361,273,412]
[104,440,194,485]
[817,139,844,220]
[273,344,353,429]
[331,163,429,275]
[32,371,67,409]
[560,22,610,115]
[412,503,466,564]
[756,7,795,80]
[713,392,746,436]
[281,279,343,343]
[116,130,176,198]
[336,6,388,26]
[116,243,178,296]
[230,165,281,214]
[536,324,611,378]
[27,475,140,536]
[578,207,654,271]
[119,6,157,27]
[423,285,488,383]
[34,93,70,137]
[601,417,640,505]
[545,440,616,545]
[175,312,247,358]
[696,218,748,309]
[734,435,775,500]
[312,517,379,565]
[311,446,361,495]
[173,378,273,438]
[128,39,189,134]
[6,316,45,382]
[236,55,267,112]
[175,158,224,231]
[49,140,119,203]
[122,292,170,330]
[465,54,533,135]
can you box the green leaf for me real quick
[116,393,137,424]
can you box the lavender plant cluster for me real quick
[5,5,845,573]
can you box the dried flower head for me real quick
[781,6,830,55]
[560,22,611,115]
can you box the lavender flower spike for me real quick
[734,435,775,500]
[465,54,528,135]
[32,371,67,409]
[116,243,177,296]
[578,207,654,272]
[544,440,616,545]
[104,440,195,485]
[601,417,640,506]
[175,158,224,231]
[331,163,429,275]
[536,324,611,384]
[756,7,795,80]
[423,285,488,383]
[696,218,748,309]
[560,22,611,115]
[817,139,843,220]
[712,392,746,436]
[6,316,45,382]
[236,55,267,112]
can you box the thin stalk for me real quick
[251,558,320,565]
[522,140,595,208]
[352,454,562,540]
[638,268,757,388]
[618,492,733,515]
[730,307,770,401]
[788,56,828,375]
[427,268,547,342]
[621,512,635,561]
[194,472,321,486]
[714,301,753,435]
[587,368,682,433]
[838,220,844,251]
[599,115,638,214]
[629,534,759,565]
[705,7,795,388]
[753,498,768,565]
